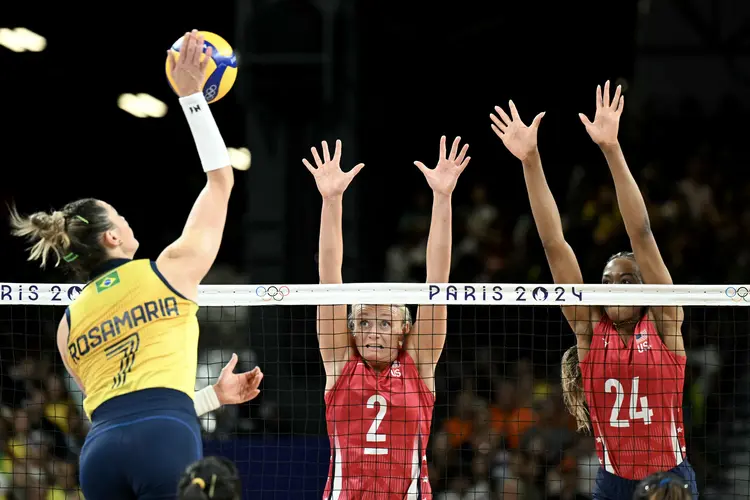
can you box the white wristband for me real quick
[179,92,231,173]
[194,385,221,416]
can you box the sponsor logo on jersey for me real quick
[390,360,401,377]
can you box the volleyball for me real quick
[165,31,238,104]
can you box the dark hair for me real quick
[9,199,114,280]
[604,251,644,283]
[607,250,636,264]
[633,472,693,500]
[178,456,241,500]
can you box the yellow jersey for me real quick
[65,258,199,420]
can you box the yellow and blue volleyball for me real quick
[165,31,238,104]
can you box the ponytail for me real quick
[9,198,115,280]
[180,480,209,500]
[635,472,693,499]
[561,346,591,433]
[178,457,241,500]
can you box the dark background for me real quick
[1,1,750,499]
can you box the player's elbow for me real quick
[540,236,568,253]
[206,168,235,197]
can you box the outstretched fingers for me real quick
[508,100,522,122]
[348,163,365,179]
[530,112,545,129]
[333,139,342,163]
[448,136,461,162]
[603,80,611,108]
[310,146,324,168]
[610,83,621,109]
[459,156,471,171]
[302,158,316,174]
[455,143,469,165]
[495,106,512,127]
[414,161,430,176]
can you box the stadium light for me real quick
[228,147,252,170]
[0,28,46,52]
[117,93,168,118]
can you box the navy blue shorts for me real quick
[592,460,698,500]
[79,389,203,500]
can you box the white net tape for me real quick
[1,282,749,306]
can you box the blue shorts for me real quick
[592,460,698,500]
[79,389,203,500]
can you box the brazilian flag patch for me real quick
[95,271,120,293]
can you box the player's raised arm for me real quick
[407,136,470,386]
[491,101,597,354]
[303,140,364,382]
[156,30,234,300]
[580,81,684,356]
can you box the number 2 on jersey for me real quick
[605,377,654,427]
[364,394,388,455]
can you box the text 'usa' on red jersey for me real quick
[323,351,435,500]
[580,314,687,480]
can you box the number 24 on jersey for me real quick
[606,377,654,428]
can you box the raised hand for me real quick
[490,101,545,162]
[303,140,364,199]
[213,354,264,405]
[579,80,623,147]
[414,136,471,196]
[168,30,213,97]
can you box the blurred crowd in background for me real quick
[1,98,749,499]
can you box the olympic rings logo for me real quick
[204,85,218,101]
[256,285,290,302]
[725,286,750,302]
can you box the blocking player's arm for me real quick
[520,150,598,357]
[317,195,351,378]
[156,94,234,302]
[408,192,450,386]
[601,143,685,356]
[56,317,86,397]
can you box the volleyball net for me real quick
[0,282,749,499]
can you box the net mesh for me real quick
[0,283,749,499]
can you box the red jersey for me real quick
[580,314,687,480]
[323,350,435,500]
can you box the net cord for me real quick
[1,282,749,306]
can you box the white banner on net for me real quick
[0,282,749,307]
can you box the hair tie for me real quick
[63,253,79,263]
[191,477,206,490]
[208,474,217,498]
